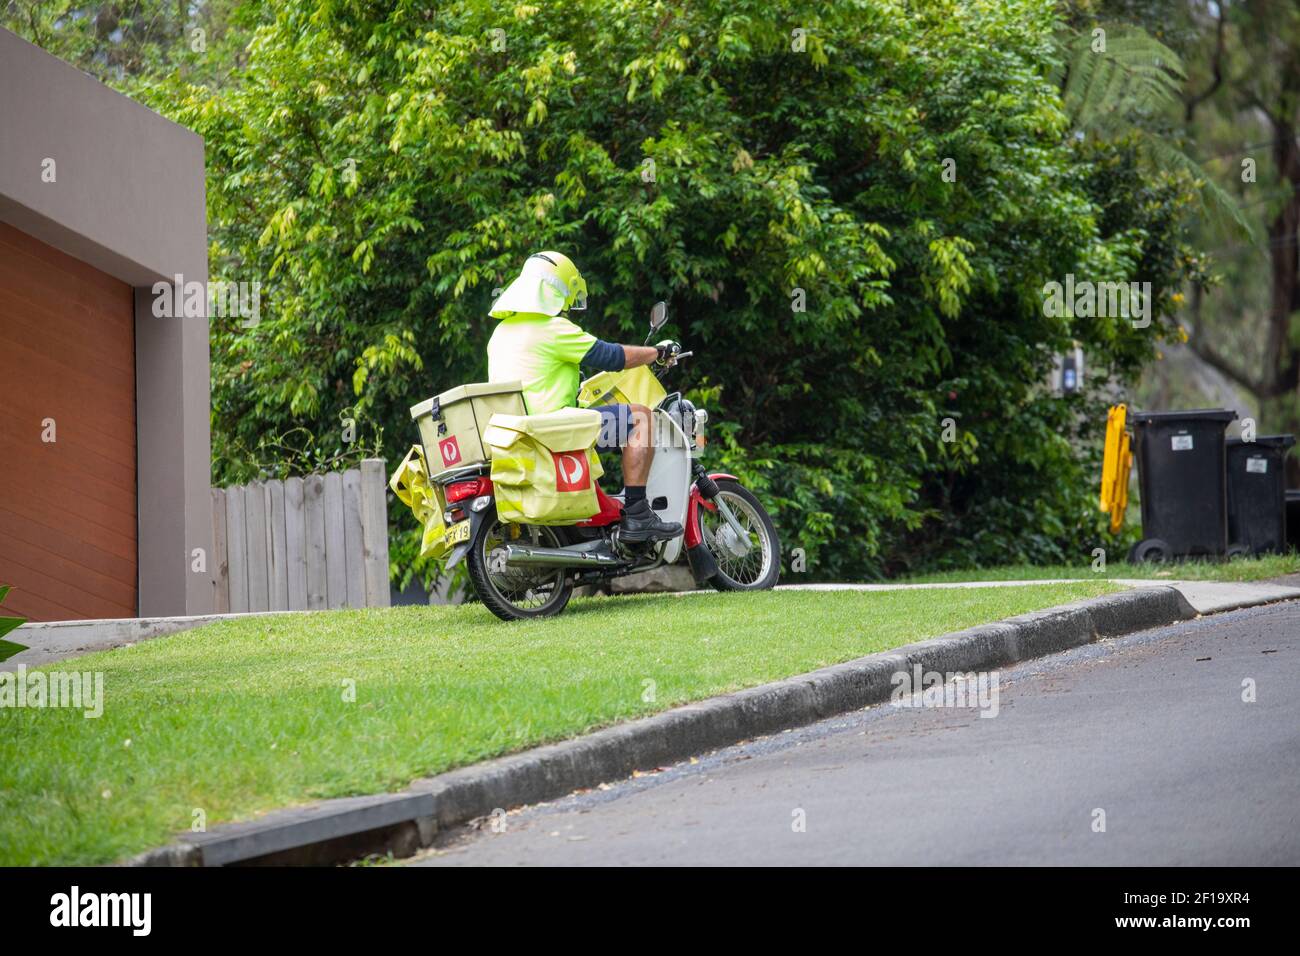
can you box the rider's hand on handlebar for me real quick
[655,339,682,367]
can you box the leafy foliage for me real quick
[2,0,249,84]
[13,0,1205,582]
[1052,18,1252,239]
[1054,22,1186,134]
[0,585,27,654]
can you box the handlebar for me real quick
[652,349,691,378]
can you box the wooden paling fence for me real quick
[210,459,390,613]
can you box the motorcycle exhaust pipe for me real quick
[503,544,624,568]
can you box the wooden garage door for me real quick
[0,222,137,621]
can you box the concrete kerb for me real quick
[3,611,283,672]
[126,586,1199,866]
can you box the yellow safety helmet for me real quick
[489,251,588,318]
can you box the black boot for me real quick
[619,498,683,542]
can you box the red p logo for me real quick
[439,436,462,467]
[553,451,590,492]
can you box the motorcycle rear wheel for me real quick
[698,480,781,591]
[467,511,574,621]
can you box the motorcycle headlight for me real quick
[693,408,708,449]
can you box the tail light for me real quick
[444,476,492,504]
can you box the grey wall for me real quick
[0,27,212,617]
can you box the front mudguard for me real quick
[683,472,737,582]
[444,502,495,570]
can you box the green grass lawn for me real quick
[0,583,1116,865]
[902,553,1300,584]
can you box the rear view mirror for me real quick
[649,301,668,332]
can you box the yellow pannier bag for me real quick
[484,408,605,524]
[577,365,667,410]
[389,444,452,559]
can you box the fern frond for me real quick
[1053,23,1253,245]
[1057,24,1185,133]
[1141,131,1259,242]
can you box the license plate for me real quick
[448,520,472,545]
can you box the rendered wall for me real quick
[0,27,212,617]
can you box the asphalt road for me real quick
[414,600,1300,866]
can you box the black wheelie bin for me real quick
[1226,435,1295,556]
[1128,409,1236,562]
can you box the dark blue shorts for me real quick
[593,403,634,449]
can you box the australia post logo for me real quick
[553,451,591,492]
[438,436,462,467]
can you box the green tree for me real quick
[18,0,1206,582]
[2,1,249,85]
[1179,0,1300,477]
[1090,0,1300,480]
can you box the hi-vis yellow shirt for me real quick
[487,312,597,415]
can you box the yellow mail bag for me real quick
[484,408,605,524]
[577,365,667,410]
[389,444,452,559]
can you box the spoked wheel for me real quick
[698,479,781,591]
[466,511,573,621]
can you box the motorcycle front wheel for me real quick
[466,510,574,621]
[697,480,781,591]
